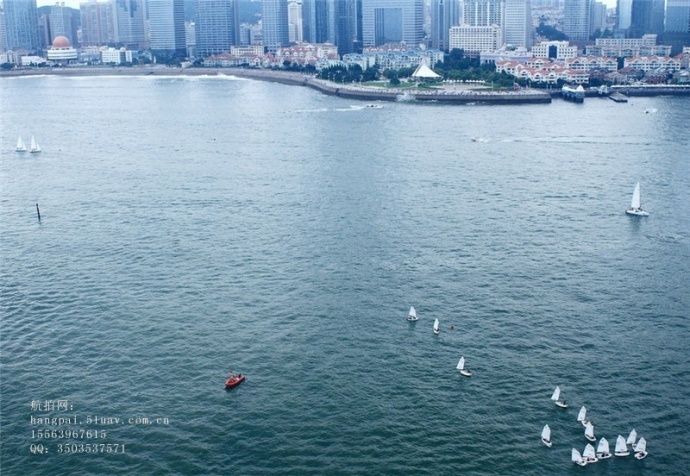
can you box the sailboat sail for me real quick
[631,183,641,209]
[572,448,582,462]
[541,425,551,440]
[583,444,596,459]
[456,357,465,370]
[30,136,41,153]
[585,422,595,440]
[635,437,646,453]
[433,318,439,333]
[408,307,417,319]
[626,429,637,446]
[615,435,628,454]
[16,136,27,152]
[551,386,560,401]
[597,438,609,454]
[577,406,586,422]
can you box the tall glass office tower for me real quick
[3,0,40,52]
[361,0,423,48]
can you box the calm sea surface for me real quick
[1,75,689,475]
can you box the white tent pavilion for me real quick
[411,59,441,80]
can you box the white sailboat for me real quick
[626,182,648,216]
[596,437,612,459]
[456,356,472,377]
[29,135,41,153]
[551,386,568,408]
[572,448,587,466]
[407,306,418,321]
[433,318,440,335]
[614,435,630,456]
[634,437,648,460]
[541,424,552,447]
[583,443,598,463]
[16,136,27,152]
[626,429,637,448]
[584,422,596,443]
[577,406,588,426]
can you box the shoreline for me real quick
[2,66,689,103]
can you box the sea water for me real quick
[1,75,689,475]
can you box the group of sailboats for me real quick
[16,135,41,153]
[543,388,649,464]
[406,306,472,377]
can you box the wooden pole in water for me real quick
[36,203,41,221]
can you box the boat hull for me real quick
[614,451,630,457]
[596,453,611,459]
[586,435,596,443]
[460,370,472,377]
[626,208,649,216]
[635,451,648,460]
[225,375,246,389]
[541,438,552,448]
[407,316,418,321]
[555,401,568,408]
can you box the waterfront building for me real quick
[586,35,672,57]
[3,0,41,53]
[564,55,617,71]
[112,0,146,48]
[531,40,578,60]
[449,24,502,54]
[495,59,590,83]
[185,21,196,57]
[80,0,115,46]
[503,0,532,49]
[624,55,682,72]
[195,0,240,57]
[262,0,290,52]
[361,0,424,48]
[148,0,186,56]
[480,45,531,64]
[430,0,462,51]
[46,35,78,62]
[563,0,590,41]
[101,46,133,63]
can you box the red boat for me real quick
[225,374,245,389]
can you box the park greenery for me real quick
[315,49,519,89]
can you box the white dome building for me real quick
[47,36,78,63]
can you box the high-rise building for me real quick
[301,0,329,43]
[148,0,186,55]
[195,0,240,56]
[504,0,531,48]
[112,0,146,48]
[665,0,690,33]
[0,11,7,51]
[332,0,361,55]
[288,1,303,43]
[463,0,505,27]
[430,0,462,51]
[262,0,289,52]
[50,3,77,45]
[80,0,115,45]
[616,0,632,30]
[3,0,41,52]
[563,0,590,41]
[589,1,606,35]
[629,0,664,37]
[361,0,424,48]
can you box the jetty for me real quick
[609,92,629,103]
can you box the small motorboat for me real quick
[225,373,245,389]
